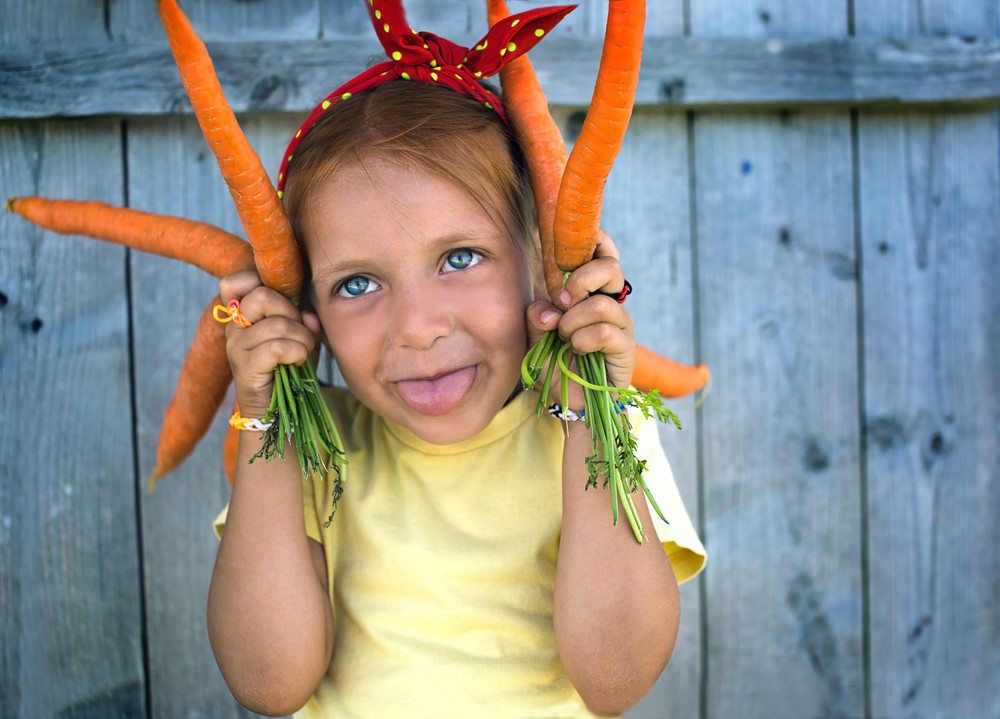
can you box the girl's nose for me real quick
[389,283,454,350]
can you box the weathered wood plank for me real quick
[0,120,146,717]
[110,0,321,42]
[587,108,702,719]
[855,5,1000,719]
[125,114,254,719]
[3,35,1000,120]
[858,107,1000,719]
[693,110,865,719]
[0,0,109,46]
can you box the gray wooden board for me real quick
[0,0,109,46]
[110,0,323,43]
[858,108,1000,719]
[0,120,146,717]
[855,4,1000,719]
[4,35,1000,119]
[693,109,865,718]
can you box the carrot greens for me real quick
[522,332,681,543]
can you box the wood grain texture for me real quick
[0,120,146,718]
[3,35,1000,119]
[0,0,109,46]
[694,110,865,719]
[856,5,999,719]
[858,108,1000,719]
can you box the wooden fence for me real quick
[2,1,998,717]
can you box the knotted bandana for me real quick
[277,0,575,195]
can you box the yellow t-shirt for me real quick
[218,386,705,718]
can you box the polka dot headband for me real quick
[276,0,576,195]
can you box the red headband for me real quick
[276,0,575,195]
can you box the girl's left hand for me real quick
[526,229,635,398]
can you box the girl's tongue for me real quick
[395,366,476,416]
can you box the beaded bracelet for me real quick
[548,403,585,422]
[228,410,274,432]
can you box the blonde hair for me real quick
[282,81,539,286]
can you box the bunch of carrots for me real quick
[7,0,707,532]
[7,0,346,516]
[489,0,709,541]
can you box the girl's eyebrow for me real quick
[311,258,373,287]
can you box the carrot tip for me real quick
[146,472,160,495]
[692,372,712,412]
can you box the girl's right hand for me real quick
[219,270,321,419]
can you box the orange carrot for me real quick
[552,0,644,271]
[631,344,710,398]
[6,196,254,278]
[493,0,707,402]
[159,0,345,491]
[148,294,233,490]
[488,0,570,306]
[158,0,303,298]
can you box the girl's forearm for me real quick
[207,434,334,715]
[554,422,680,716]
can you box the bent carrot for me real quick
[149,295,233,490]
[6,196,254,278]
[631,344,710,398]
[158,0,303,298]
[552,0,644,271]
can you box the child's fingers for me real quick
[236,329,315,374]
[221,284,317,417]
[558,230,627,307]
[219,269,263,305]
[557,289,635,390]
[592,227,621,261]
[527,299,562,338]
[568,302,632,337]
[232,284,302,325]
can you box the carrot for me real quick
[487,0,570,306]
[157,0,303,298]
[5,196,254,278]
[631,344,710,398]
[159,0,345,498]
[148,294,233,491]
[552,0,644,272]
[491,0,703,403]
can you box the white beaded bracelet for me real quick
[548,403,585,422]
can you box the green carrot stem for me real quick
[253,360,347,518]
[520,328,680,543]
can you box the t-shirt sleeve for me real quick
[634,411,707,584]
[302,472,324,544]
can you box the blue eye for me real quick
[338,276,378,298]
[443,249,482,272]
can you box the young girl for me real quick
[208,5,705,718]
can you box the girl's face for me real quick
[300,161,535,445]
